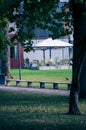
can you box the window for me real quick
[10,44,18,58]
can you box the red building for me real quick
[10,44,24,68]
[9,34,24,68]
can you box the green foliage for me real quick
[0,18,8,29]
[0,17,12,58]
[15,0,62,51]
[75,0,84,3]
[0,17,11,57]
[0,0,72,54]
[20,0,72,50]
[0,0,20,58]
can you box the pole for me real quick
[69,47,71,69]
[43,50,45,65]
[18,44,22,80]
[49,48,52,60]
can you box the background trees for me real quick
[0,0,71,52]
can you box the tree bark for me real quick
[6,46,11,78]
[79,51,86,98]
[68,1,86,115]
[1,46,11,78]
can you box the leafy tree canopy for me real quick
[0,0,72,53]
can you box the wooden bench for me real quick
[6,79,71,90]
[6,79,37,87]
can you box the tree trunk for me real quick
[79,51,86,98]
[1,59,7,75]
[6,46,11,78]
[1,45,12,78]
[68,1,86,115]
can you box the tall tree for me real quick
[68,0,86,115]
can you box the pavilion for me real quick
[33,38,73,64]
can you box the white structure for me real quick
[60,0,69,2]
[34,38,72,48]
[24,38,73,65]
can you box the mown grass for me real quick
[10,69,72,89]
[0,91,86,130]
[11,69,72,82]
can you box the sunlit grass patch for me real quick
[10,69,72,89]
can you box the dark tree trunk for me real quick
[6,46,11,78]
[68,1,86,115]
[79,51,86,98]
[1,59,7,76]
[1,46,12,78]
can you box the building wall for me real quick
[24,47,72,64]
[10,45,24,68]
[8,30,24,68]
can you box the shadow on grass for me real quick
[0,91,86,130]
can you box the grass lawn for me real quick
[0,91,86,130]
[10,69,72,89]
[11,69,72,82]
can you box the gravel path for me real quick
[0,86,70,96]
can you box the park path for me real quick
[0,86,70,96]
